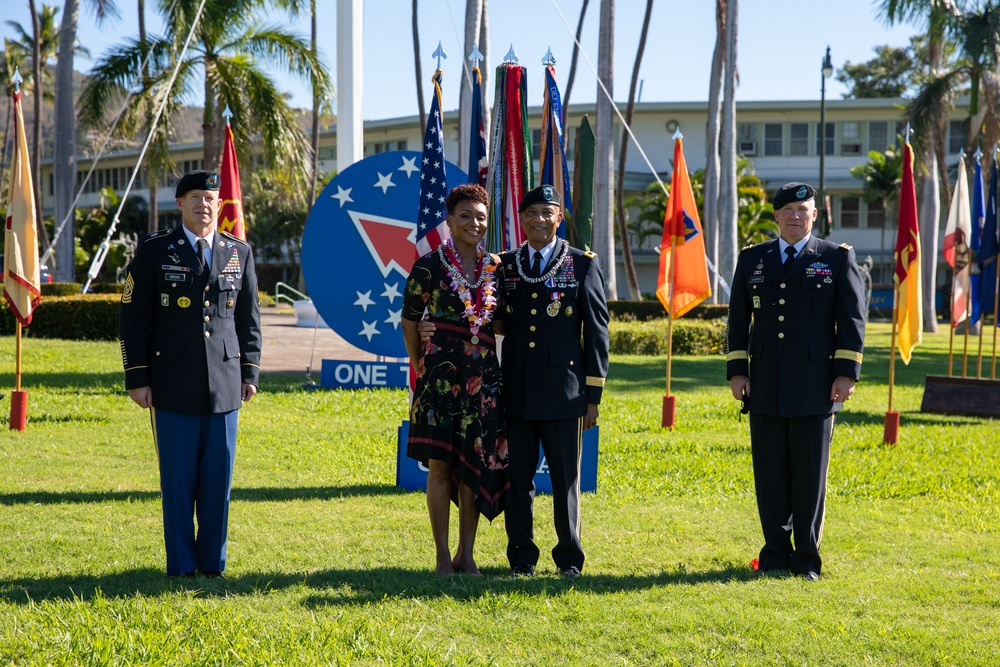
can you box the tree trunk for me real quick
[140,0,158,234]
[614,0,652,300]
[53,0,80,281]
[717,0,739,303]
[703,0,725,303]
[458,0,483,174]
[479,1,490,137]
[412,0,426,133]
[594,0,616,299]
[308,0,320,210]
[562,0,589,126]
[203,61,221,171]
[29,0,52,253]
[918,163,940,332]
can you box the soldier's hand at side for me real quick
[583,403,599,430]
[417,318,436,342]
[242,383,258,403]
[830,376,856,403]
[129,386,152,409]
[730,376,751,401]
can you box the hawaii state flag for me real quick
[218,120,246,239]
[894,136,922,363]
[655,133,711,318]
[3,89,41,326]
[943,153,972,326]
[415,69,449,257]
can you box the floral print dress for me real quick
[402,252,508,520]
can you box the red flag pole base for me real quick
[662,394,676,429]
[9,390,28,431]
[883,410,900,445]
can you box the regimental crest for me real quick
[796,185,809,199]
[206,173,220,188]
[542,185,555,201]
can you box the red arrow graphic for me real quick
[347,210,417,278]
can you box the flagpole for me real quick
[663,231,677,429]
[885,280,900,443]
[962,276,972,377]
[992,280,999,379]
[948,266,957,376]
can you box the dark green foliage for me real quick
[608,300,728,321]
[609,319,726,356]
[0,294,120,339]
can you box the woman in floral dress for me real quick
[401,184,508,575]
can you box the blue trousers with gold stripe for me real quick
[151,408,238,576]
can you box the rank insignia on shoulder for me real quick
[839,243,853,250]
[741,243,754,252]
[584,250,597,258]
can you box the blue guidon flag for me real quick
[415,69,450,258]
[301,151,467,359]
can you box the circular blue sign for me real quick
[302,151,468,358]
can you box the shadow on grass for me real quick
[0,484,405,506]
[835,410,986,428]
[0,371,121,390]
[0,564,757,606]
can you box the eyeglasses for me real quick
[523,207,559,221]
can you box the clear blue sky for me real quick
[1,0,920,120]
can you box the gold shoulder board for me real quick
[584,250,598,258]
[839,243,853,251]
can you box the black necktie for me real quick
[530,250,543,278]
[783,246,796,271]
[197,238,208,273]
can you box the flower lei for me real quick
[438,238,498,337]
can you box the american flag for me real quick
[415,70,449,257]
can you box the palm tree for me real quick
[614,0,653,300]
[411,0,426,133]
[594,0,616,298]
[703,0,726,302]
[79,0,332,183]
[52,0,119,280]
[717,0,739,303]
[561,0,590,124]
[851,145,903,283]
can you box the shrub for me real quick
[609,318,726,356]
[0,294,120,340]
[608,300,728,321]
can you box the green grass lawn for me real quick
[1,322,998,665]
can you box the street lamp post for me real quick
[819,46,834,236]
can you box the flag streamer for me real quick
[485,62,532,253]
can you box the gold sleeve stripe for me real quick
[242,362,261,369]
[586,376,606,387]
[124,365,148,372]
[727,351,749,361]
[835,350,863,363]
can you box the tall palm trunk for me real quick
[614,0,652,300]
[29,0,51,251]
[307,0,319,210]
[139,0,159,233]
[412,0,426,133]
[703,0,725,303]
[594,0,616,298]
[459,0,484,174]
[54,0,80,280]
[717,0,739,301]
[203,60,220,171]
[561,0,589,125]
[479,0,489,134]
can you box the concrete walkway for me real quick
[259,307,387,375]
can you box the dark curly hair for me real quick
[445,183,490,213]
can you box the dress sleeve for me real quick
[402,257,434,322]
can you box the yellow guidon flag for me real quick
[894,136,922,363]
[3,88,41,326]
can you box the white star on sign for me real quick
[385,308,402,329]
[358,320,380,341]
[373,172,396,195]
[381,282,402,304]
[331,185,354,207]
[354,290,375,312]
[398,155,420,178]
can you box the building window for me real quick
[815,122,834,155]
[738,123,758,155]
[867,199,885,229]
[790,123,809,156]
[841,122,862,156]
[532,129,542,158]
[396,140,408,150]
[764,123,783,156]
[949,119,967,154]
[840,196,860,228]
[869,121,889,152]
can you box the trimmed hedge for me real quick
[609,318,726,356]
[0,294,121,340]
[41,282,124,297]
[608,300,728,321]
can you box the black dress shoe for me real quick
[169,571,197,579]
[200,570,225,579]
[559,566,581,578]
[511,564,536,577]
[801,571,820,581]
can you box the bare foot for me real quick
[436,555,455,575]
[452,557,483,576]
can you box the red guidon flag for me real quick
[894,136,922,363]
[218,121,246,239]
[3,90,41,325]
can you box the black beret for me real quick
[772,182,816,211]
[175,170,221,198]
[519,184,561,211]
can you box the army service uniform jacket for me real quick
[726,236,865,418]
[499,241,610,421]
[119,227,262,414]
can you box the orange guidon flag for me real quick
[655,133,711,318]
[894,136,922,363]
[218,121,246,239]
[3,89,41,325]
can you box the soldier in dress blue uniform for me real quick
[119,170,262,578]
[500,185,610,577]
[726,182,865,580]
